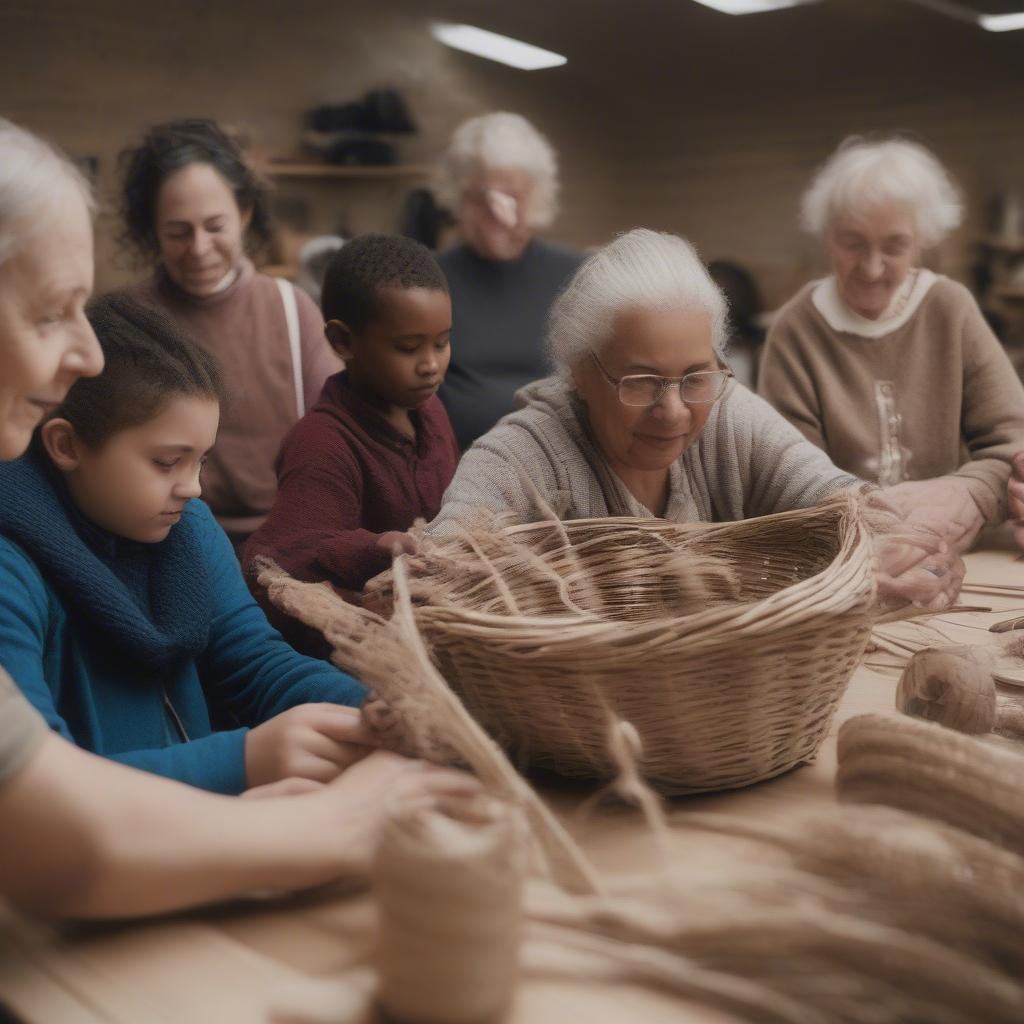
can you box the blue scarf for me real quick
[0,452,212,668]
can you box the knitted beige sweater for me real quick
[759,276,1024,524]
[429,376,858,535]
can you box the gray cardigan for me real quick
[429,376,859,534]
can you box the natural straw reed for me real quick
[837,711,1024,856]
[256,556,603,896]
[374,798,524,1024]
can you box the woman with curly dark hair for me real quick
[118,119,341,545]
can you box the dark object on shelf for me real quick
[308,89,416,135]
[399,188,453,250]
[0,1000,28,1024]
[986,193,1023,244]
[708,259,766,390]
[322,137,396,167]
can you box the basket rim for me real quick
[406,498,877,642]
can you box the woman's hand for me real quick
[880,477,984,554]
[874,524,966,613]
[319,750,484,875]
[244,703,380,789]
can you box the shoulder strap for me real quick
[275,277,304,417]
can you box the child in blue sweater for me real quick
[0,294,375,794]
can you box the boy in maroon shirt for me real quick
[243,234,458,653]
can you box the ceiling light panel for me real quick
[431,23,567,70]
[689,0,819,14]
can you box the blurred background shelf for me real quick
[976,236,1024,254]
[264,161,435,180]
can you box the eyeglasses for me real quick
[590,353,733,408]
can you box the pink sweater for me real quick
[129,261,342,540]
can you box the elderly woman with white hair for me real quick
[436,111,583,448]
[431,227,864,534]
[429,229,961,609]
[759,137,1024,548]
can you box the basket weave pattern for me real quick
[398,497,877,795]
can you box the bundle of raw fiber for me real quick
[269,706,1024,1024]
[257,555,602,896]
[360,494,878,794]
[511,705,1024,1023]
[836,711,1024,856]
[521,802,1024,1024]
[281,797,1024,1024]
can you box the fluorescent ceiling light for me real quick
[900,0,1024,32]
[690,0,818,13]
[431,23,567,70]
[979,12,1024,31]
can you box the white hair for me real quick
[801,136,962,248]
[438,112,559,229]
[0,118,94,269]
[547,229,729,375]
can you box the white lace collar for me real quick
[811,269,937,339]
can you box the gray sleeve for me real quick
[0,668,46,785]
[727,386,860,517]
[427,427,564,536]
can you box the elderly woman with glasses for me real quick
[428,228,964,608]
[759,137,1024,550]
[433,228,861,528]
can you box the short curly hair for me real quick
[118,118,272,262]
[320,233,448,331]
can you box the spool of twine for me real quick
[373,798,524,1024]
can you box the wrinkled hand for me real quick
[245,703,380,789]
[874,524,965,613]
[1008,452,1024,549]
[321,750,484,874]
[880,477,984,554]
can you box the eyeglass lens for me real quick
[618,371,729,407]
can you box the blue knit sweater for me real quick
[0,453,365,794]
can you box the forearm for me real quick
[317,528,393,591]
[0,736,348,918]
[952,458,1011,524]
[107,729,249,794]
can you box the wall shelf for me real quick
[265,161,435,180]
[976,236,1024,255]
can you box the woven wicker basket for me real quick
[379,496,877,795]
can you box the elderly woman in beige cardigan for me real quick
[429,228,962,609]
[759,137,1024,551]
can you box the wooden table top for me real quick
[3,547,1021,1024]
